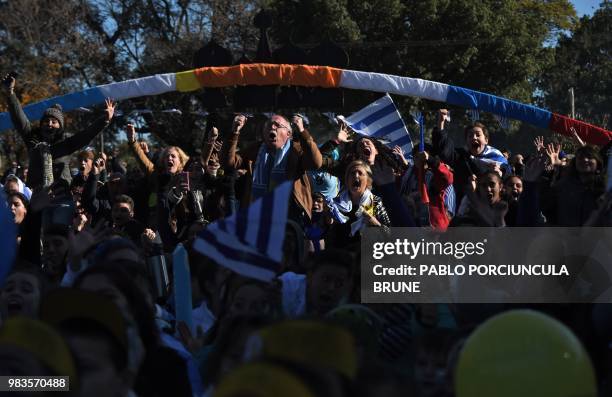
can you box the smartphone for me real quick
[180,171,190,191]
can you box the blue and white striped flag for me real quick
[340,94,413,158]
[193,181,292,282]
[470,146,509,171]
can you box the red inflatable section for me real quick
[549,113,612,146]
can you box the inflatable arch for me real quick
[1,64,610,146]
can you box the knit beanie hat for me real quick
[42,104,64,129]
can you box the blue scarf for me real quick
[252,139,291,200]
[326,189,374,236]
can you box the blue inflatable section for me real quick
[446,86,552,129]
[0,87,105,131]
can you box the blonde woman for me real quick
[126,124,190,232]
[327,160,391,248]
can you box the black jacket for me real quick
[7,93,108,188]
[432,127,494,203]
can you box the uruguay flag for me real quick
[339,94,413,159]
[471,146,509,169]
[193,182,292,282]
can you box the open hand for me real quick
[104,98,115,122]
[336,123,352,143]
[545,142,562,167]
[393,145,409,166]
[533,136,545,153]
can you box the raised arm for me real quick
[81,158,105,216]
[291,115,322,170]
[320,123,351,175]
[53,98,114,158]
[201,127,219,166]
[432,109,458,166]
[431,157,454,191]
[223,115,247,170]
[517,154,547,226]
[126,123,155,175]
[2,74,33,141]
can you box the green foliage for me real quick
[539,1,611,128]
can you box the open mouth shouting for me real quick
[6,296,24,316]
[348,174,366,195]
[470,140,482,153]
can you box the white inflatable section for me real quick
[98,73,176,100]
[340,70,450,103]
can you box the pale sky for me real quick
[571,0,604,16]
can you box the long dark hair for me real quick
[341,136,405,172]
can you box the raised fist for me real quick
[2,73,16,96]
[126,124,136,143]
[233,115,247,133]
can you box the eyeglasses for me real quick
[266,121,290,130]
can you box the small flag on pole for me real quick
[339,94,413,160]
[193,181,292,282]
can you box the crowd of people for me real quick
[1,72,611,397]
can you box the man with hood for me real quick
[2,74,115,189]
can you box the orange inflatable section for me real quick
[192,64,342,88]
